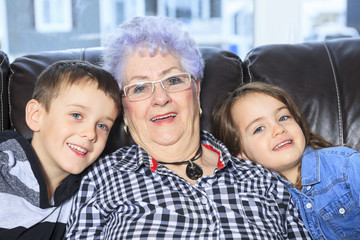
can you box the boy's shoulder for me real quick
[0,130,33,159]
[0,130,22,142]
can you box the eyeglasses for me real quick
[123,73,194,101]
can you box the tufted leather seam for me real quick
[0,52,4,131]
[80,48,86,61]
[8,67,14,131]
[322,42,343,145]
[243,49,254,83]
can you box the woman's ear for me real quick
[196,78,201,99]
[25,99,42,132]
[196,78,201,108]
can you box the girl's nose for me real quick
[272,123,286,138]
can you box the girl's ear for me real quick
[25,99,42,132]
[237,151,249,160]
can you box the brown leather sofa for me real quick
[1,38,359,154]
[2,47,243,155]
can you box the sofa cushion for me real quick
[243,38,360,151]
[8,47,243,155]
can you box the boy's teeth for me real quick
[273,140,291,150]
[68,143,87,154]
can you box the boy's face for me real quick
[30,81,119,179]
[231,92,305,179]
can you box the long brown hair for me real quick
[212,82,333,189]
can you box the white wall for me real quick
[0,0,9,53]
[253,0,302,47]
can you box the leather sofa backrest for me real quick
[243,38,360,151]
[8,47,243,155]
[0,51,10,131]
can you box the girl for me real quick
[212,81,360,240]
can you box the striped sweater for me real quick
[0,130,82,240]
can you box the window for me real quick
[1,0,358,62]
[34,0,73,33]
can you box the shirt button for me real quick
[306,202,312,209]
[339,207,346,215]
[209,223,215,231]
[306,186,311,191]
[201,197,207,205]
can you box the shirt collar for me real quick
[113,130,232,173]
[301,147,321,186]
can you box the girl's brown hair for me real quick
[212,82,333,189]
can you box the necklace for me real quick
[157,145,203,180]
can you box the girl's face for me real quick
[232,92,306,180]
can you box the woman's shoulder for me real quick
[201,130,275,179]
[85,145,141,178]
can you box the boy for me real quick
[0,60,121,239]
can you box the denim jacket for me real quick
[281,146,360,240]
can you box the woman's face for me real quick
[122,52,201,150]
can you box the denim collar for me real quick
[301,147,321,186]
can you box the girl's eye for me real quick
[279,115,290,122]
[97,123,108,131]
[71,113,82,119]
[254,126,264,134]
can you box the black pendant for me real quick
[186,161,203,180]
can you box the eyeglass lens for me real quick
[125,73,192,101]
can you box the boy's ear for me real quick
[237,151,249,160]
[25,99,42,132]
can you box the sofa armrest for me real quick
[0,51,10,131]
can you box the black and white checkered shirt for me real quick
[66,131,310,239]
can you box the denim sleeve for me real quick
[347,150,360,208]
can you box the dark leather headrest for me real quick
[244,38,360,150]
[9,47,243,155]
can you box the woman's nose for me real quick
[151,83,171,106]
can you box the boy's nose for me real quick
[81,125,97,142]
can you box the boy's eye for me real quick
[254,126,264,134]
[97,123,108,131]
[279,115,290,121]
[71,113,82,119]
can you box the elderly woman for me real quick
[66,16,310,239]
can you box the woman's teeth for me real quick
[151,113,176,122]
